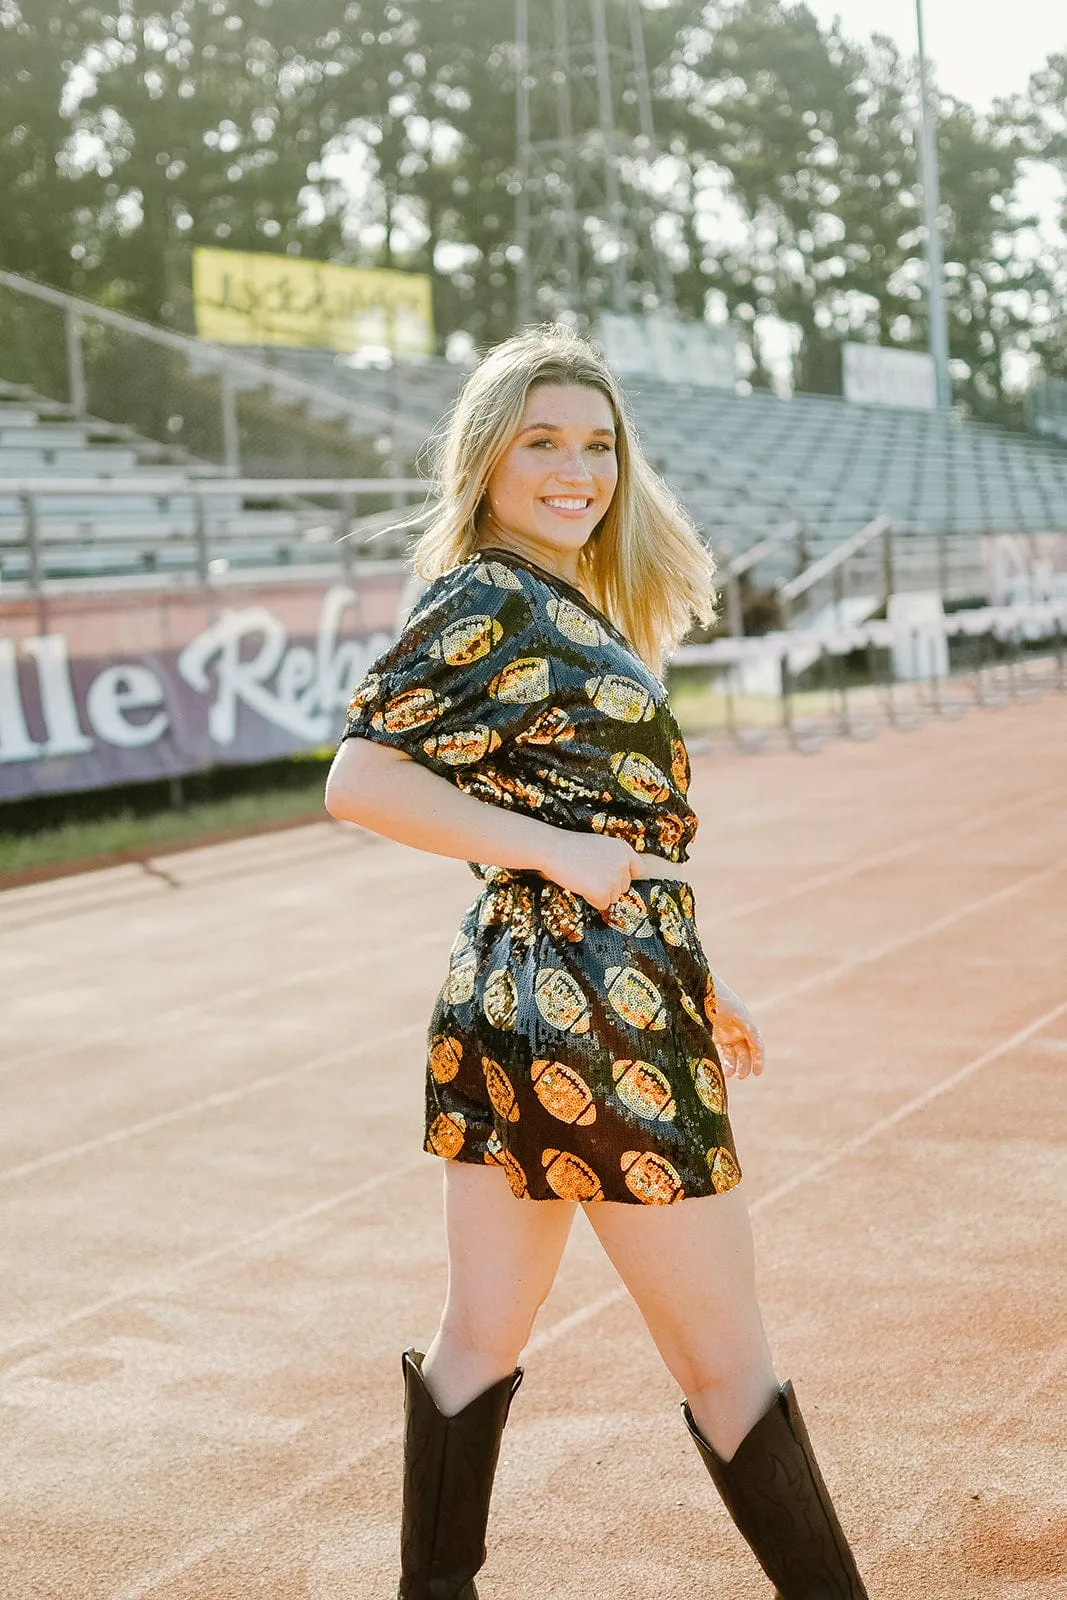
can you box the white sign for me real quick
[0,587,392,768]
[597,314,736,388]
[842,343,936,410]
[886,591,949,680]
[982,533,1067,607]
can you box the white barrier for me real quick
[672,599,1067,673]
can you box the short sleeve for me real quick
[339,560,549,782]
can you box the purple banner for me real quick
[0,572,412,799]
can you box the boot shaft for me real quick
[398,1349,523,1600]
[683,1380,869,1600]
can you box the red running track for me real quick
[0,694,1064,1599]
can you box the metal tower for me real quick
[514,0,676,328]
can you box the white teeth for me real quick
[543,498,592,510]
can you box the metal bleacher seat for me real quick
[622,378,1067,601]
[0,391,318,583]
[7,336,1065,599]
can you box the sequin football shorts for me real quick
[422,869,742,1205]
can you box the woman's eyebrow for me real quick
[517,421,616,437]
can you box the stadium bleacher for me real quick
[250,347,463,436]
[0,379,432,586]
[2,285,1066,605]
[0,383,292,583]
[628,379,1067,541]
[251,347,1067,601]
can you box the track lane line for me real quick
[102,1428,408,1600]
[4,781,1062,1077]
[749,997,1067,1208]
[0,825,367,934]
[751,859,1066,1013]
[0,1155,428,1365]
[517,996,1067,1351]
[0,1022,424,1186]
[5,997,1061,1380]
[0,917,451,1079]
[95,994,1067,1600]
[699,783,1065,930]
[5,856,1062,1184]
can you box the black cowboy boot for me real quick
[397,1348,524,1600]
[682,1381,869,1598]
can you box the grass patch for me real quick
[0,758,331,877]
[669,672,852,733]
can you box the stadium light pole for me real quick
[915,0,951,411]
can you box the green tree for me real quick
[662,0,1053,419]
[72,0,388,322]
[0,0,99,289]
[1002,53,1067,384]
[1,0,1062,409]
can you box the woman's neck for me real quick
[477,520,582,588]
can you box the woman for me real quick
[325,325,869,1599]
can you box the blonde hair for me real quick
[410,324,717,675]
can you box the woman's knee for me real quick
[433,1304,534,1371]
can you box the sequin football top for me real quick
[339,543,697,875]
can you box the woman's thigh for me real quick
[437,1161,577,1359]
[582,1185,775,1398]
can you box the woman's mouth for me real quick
[541,496,595,517]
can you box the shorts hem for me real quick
[422,1139,743,1206]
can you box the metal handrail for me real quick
[779,515,891,603]
[723,524,801,579]
[713,523,804,638]
[1,476,435,594]
[0,476,431,497]
[674,596,1067,663]
[0,269,428,448]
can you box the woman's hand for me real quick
[710,975,765,1080]
[537,830,643,911]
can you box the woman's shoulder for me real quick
[403,555,541,632]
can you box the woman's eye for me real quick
[528,439,612,451]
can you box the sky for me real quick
[803,0,1064,108]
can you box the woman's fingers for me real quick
[731,1039,753,1080]
[712,1014,765,1081]
[599,877,630,910]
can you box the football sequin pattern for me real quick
[340,545,740,1204]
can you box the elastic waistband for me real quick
[476,862,693,890]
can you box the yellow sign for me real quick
[191,247,434,356]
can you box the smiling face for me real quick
[480,383,619,582]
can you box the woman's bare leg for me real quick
[421,1162,576,1416]
[584,1184,778,1460]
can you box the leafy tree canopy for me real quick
[0,0,1063,421]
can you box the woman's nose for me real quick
[554,450,594,483]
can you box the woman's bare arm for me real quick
[324,736,639,909]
